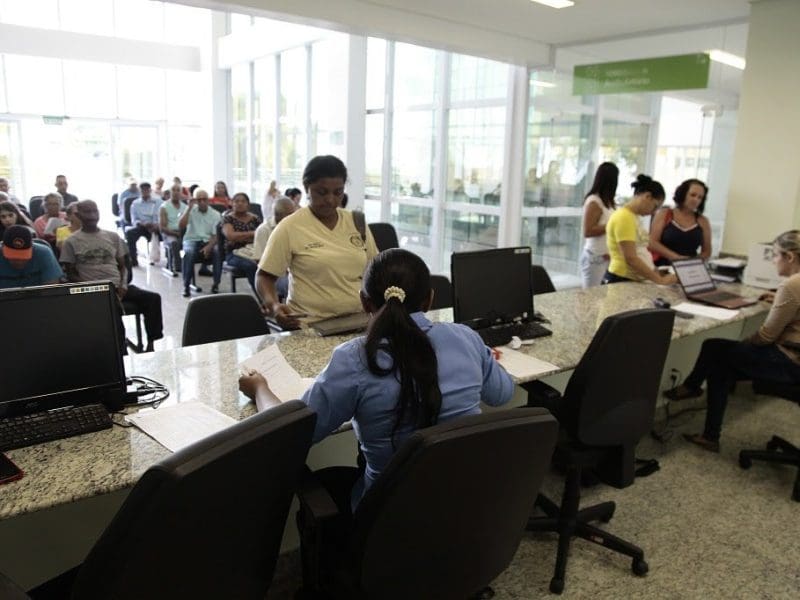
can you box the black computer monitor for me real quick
[0,281,126,418]
[451,247,534,326]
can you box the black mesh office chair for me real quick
[111,193,119,217]
[532,264,556,294]
[296,408,559,599]
[28,196,44,220]
[429,274,453,310]
[182,293,269,347]
[739,380,800,501]
[217,222,249,292]
[525,308,675,594]
[1,401,316,600]
[367,222,399,252]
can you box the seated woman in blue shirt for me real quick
[240,248,515,509]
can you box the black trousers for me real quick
[120,285,164,346]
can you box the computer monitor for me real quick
[451,247,534,326]
[0,281,126,418]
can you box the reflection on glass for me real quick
[447,107,505,205]
[450,55,507,103]
[600,120,649,194]
[394,43,436,108]
[391,202,433,267]
[280,47,308,185]
[232,125,248,191]
[310,37,347,159]
[391,110,435,197]
[365,114,383,196]
[366,38,386,110]
[167,126,203,184]
[231,64,249,123]
[443,210,499,271]
[113,125,158,183]
[254,56,276,199]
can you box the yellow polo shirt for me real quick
[606,205,648,280]
[259,207,379,320]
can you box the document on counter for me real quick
[125,401,237,452]
[240,344,315,402]
[672,302,739,320]
[497,347,559,380]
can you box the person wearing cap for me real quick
[0,225,63,289]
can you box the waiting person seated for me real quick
[159,183,188,275]
[603,174,677,286]
[285,187,302,208]
[253,196,296,260]
[210,180,231,209]
[0,178,31,218]
[55,203,81,250]
[179,188,222,298]
[221,192,262,291]
[0,198,35,238]
[117,177,140,218]
[240,248,514,510]
[126,182,162,267]
[60,200,164,353]
[649,178,711,266]
[33,193,68,244]
[256,155,379,330]
[0,225,63,288]
[54,174,78,207]
[667,230,800,452]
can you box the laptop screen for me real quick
[673,258,716,295]
[451,247,533,326]
[0,282,126,418]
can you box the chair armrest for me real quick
[0,572,30,600]
[296,468,340,525]
[523,380,563,408]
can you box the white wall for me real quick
[722,0,800,253]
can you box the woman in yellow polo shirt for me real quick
[257,155,379,329]
[603,174,677,285]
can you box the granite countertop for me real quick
[0,281,768,520]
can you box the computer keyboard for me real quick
[478,321,552,348]
[700,290,740,302]
[0,404,113,451]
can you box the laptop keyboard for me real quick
[477,321,552,348]
[0,404,113,451]
[698,290,740,302]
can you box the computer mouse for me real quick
[652,297,671,309]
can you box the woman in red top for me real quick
[210,181,231,209]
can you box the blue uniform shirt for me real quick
[0,243,64,288]
[301,311,515,507]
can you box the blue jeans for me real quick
[684,339,800,441]
[225,252,258,291]
[182,240,222,287]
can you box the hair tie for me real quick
[384,286,406,303]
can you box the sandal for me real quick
[683,433,720,453]
[664,384,704,401]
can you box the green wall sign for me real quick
[573,53,710,95]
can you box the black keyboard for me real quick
[699,290,740,302]
[0,404,113,451]
[477,321,552,348]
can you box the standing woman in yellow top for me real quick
[257,155,379,330]
[603,174,677,286]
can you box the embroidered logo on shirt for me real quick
[305,242,324,249]
[350,235,365,248]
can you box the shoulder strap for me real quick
[351,209,367,242]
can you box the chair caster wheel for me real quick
[738,454,752,469]
[549,578,564,594]
[632,557,649,576]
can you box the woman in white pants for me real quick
[579,162,618,288]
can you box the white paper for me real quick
[240,344,315,402]
[710,257,746,269]
[497,347,559,380]
[125,401,236,452]
[672,302,739,320]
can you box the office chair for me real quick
[429,274,453,310]
[526,308,675,594]
[531,264,556,294]
[111,193,119,217]
[739,380,800,501]
[296,408,559,599]
[217,222,249,292]
[182,293,270,347]
[0,401,316,600]
[367,222,399,252]
[28,196,44,220]
[118,254,145,353]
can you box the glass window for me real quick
[450,55,508,103]
[280,46,308,185]
[113,0,164,42]
[164,2,210,46]
[604,93,654,116]
[167,126,203,184]
[0,57,7,113]
[0,121,22,196]
[165,69,204,124]
[443,209,499,261]
[230,13,252,34]
[4,54,65,115]
[116,65,165,120]
[364,113,383,196]
[0,0,58,29]
[254,56,276,200]
[63,60,116,119]
[391,110,435,197]
[393,43,436,108]
[231,62,250,193]
[600,120,650,195]
[58,0,113,35]
[231,63,249,123]
[391,201,434,266]
[530,70,593,108]
[112,124,158,183]
[310,36,347,159]
[447,107,506,205]
[366,37,386,110]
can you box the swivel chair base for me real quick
[739,435,800,502]
[526,465,648,594]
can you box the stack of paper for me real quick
[497,347,559,380]
[240,344,315,401]
[125,402,236,452]
[672,302,739,320]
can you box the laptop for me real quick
[311,312,371,337]
[451,247,551,347]
[673,258,758,309]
